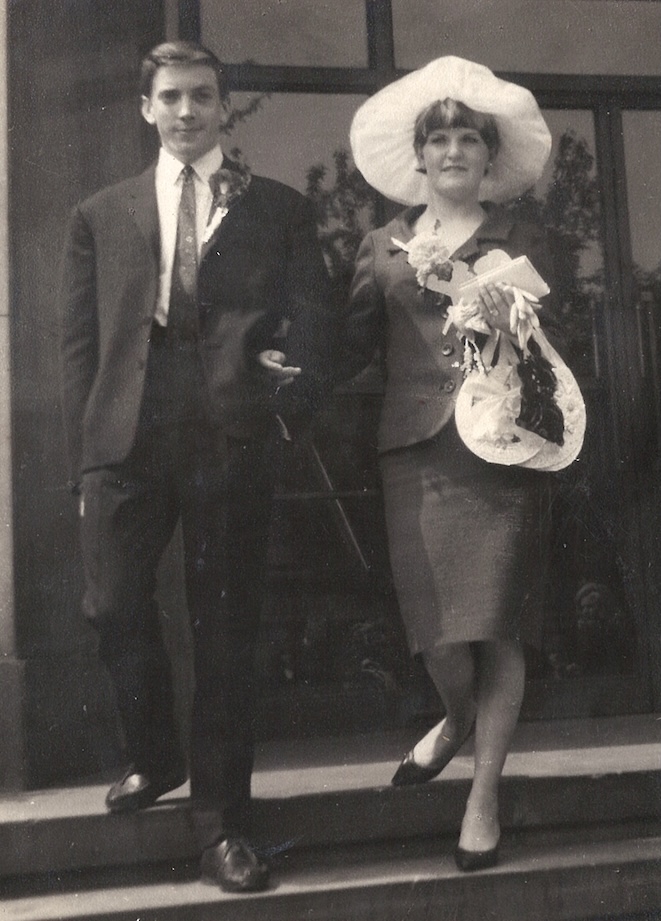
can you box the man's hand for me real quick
[257,350,302,388]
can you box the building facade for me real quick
[1,0,661,789]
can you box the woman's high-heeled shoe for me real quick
[454,843,499,872]
[391,719,475,786]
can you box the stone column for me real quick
[0,0,24,788]
[0,0,165,791]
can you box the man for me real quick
[59,40,334,893]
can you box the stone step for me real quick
[1,715,660,880]
[3,822,661,921]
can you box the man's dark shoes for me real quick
[200,837,270,893]
[105,760,187,813]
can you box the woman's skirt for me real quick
[379,421,549,654]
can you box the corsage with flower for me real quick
[392,224,494,374]
[396,221,454,288]
[202,164,252,245]
[393,229,546,371]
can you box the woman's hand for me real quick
[476,282,517,337]
[257,350,302,387]
[476,283,541,350]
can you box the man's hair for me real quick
[140,40,229,100]
[413,98,500,162]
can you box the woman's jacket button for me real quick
[441,343,454,356]
[442,380,456,393]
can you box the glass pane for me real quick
[201,0,368,67]
[226,99,605,378]
[508,111,636,686]
[225,91,377,293]
[392,0,661,75]
[223,94,388,723]
[220,94,640,732]
[225,93,365,193]
[623,111,661,278]
[623,111,661,558]
[510,109,604,381]
[223,92,640,730]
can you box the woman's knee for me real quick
[476,638,524,668]
[424,641,473,671]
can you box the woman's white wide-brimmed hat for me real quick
[350,56,552,205]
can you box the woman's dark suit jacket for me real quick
[59,162,334,487]
[342,205,560,454]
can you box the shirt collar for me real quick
[156,145,225,186]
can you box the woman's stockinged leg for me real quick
[458,638,525,853]
[412,642,477,766]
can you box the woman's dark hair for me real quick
[413,98,500,162]
[140,41,229,100]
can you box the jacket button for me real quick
[441,343,454,356]
[443,380,456,393]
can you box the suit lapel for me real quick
[125,166,160,262]
[200,158,253,262]
[385,207,425,254]
[200,198,252,262]
[121,160,252,268]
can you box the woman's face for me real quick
[417,127,491,202]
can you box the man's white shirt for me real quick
[153,145,224,326]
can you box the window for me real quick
[186,0,661,724]
[201,0,368,67]
[391,0,661,75]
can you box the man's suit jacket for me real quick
[341,205,562,455]
[59,162,334,486]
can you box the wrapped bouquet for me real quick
[396,235,585,470]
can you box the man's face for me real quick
[141,63,228,163]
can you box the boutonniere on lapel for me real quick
[202,164,252,244]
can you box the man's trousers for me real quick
[79,328,278,847]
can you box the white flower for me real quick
[505,285,541,353]
[201,165,252,245]
[392,230,453,289]
[443,298,490,338]
[406,231,453,287]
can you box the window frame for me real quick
[181,0,661,714]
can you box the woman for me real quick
[341,57,564,871]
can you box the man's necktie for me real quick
[168,164,198,339]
